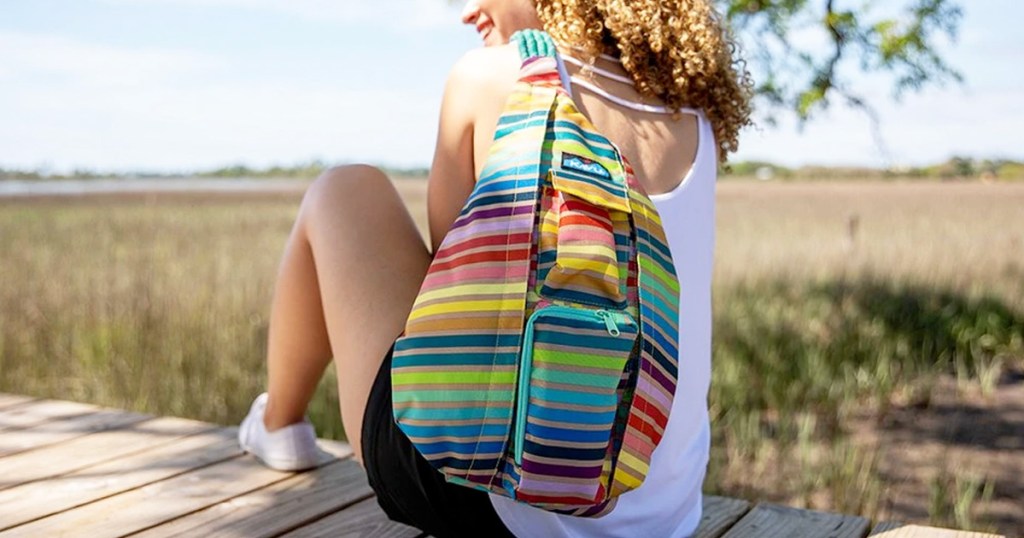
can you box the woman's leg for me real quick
[261,164,432,463]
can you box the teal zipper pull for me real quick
[595,310,621,336]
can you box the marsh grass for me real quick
[928,465,999,533]
[1,180,1022,531]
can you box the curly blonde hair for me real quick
[533,0,753,161]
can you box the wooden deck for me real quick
[0,393,1005,538]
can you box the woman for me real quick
[238,0,751,536]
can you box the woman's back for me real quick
[463,44,701,198]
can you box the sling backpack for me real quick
[391,30,681,517]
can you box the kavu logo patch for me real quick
[561,153,611,179]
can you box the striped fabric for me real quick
[392,30,680,517]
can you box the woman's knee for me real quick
[305,164,393,206]
[298,165,402,228]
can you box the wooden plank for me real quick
[0,394,35,411]
[870,522,1005,538]
[307,438,356,459]
[0,407,151,458]
[722,502,870,538]
[0,431,316,537]
[0,428,240,532]
[0,398,101,431]
[0,416,214,491]
[695,495,753,538]
[135,450,371,538]
[281,496,422,538]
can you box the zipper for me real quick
[514,305,635,465]
[595,310,622,336]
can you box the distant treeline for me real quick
[722,157,1024,181]
[3,157,1022,181]
[0,161,429,181]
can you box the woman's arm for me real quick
[425,53,484,255]
[425,45,522,255]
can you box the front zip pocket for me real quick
[513,305,638,506]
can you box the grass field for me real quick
[1,179,1021,533]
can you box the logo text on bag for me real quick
[561,153,611,179]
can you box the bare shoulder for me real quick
[446,44,522,101]
[441,44,525,179]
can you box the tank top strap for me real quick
[555,52,700,117]
[561,55,633,85]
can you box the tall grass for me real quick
[0,196,317,427]
[1,180,1022,531]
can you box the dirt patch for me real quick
[851,368,1024,535]
[711,368,1023,536]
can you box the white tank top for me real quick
[489,54,718,538]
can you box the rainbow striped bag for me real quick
[391,30,680,516]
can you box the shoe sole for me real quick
[239,439,320,472]
[238,413,321,472]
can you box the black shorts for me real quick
[361,342,514,538]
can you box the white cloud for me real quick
[2,81,443,171]
[0,31,444,171]
[96,0,462,29]
[735,85,1024,167]
[0,31,223,87]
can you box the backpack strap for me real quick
[509,30,572,91]
[511,29,557,60]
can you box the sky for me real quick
[1,0,1021,173]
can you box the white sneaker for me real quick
[238,392,321,471]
